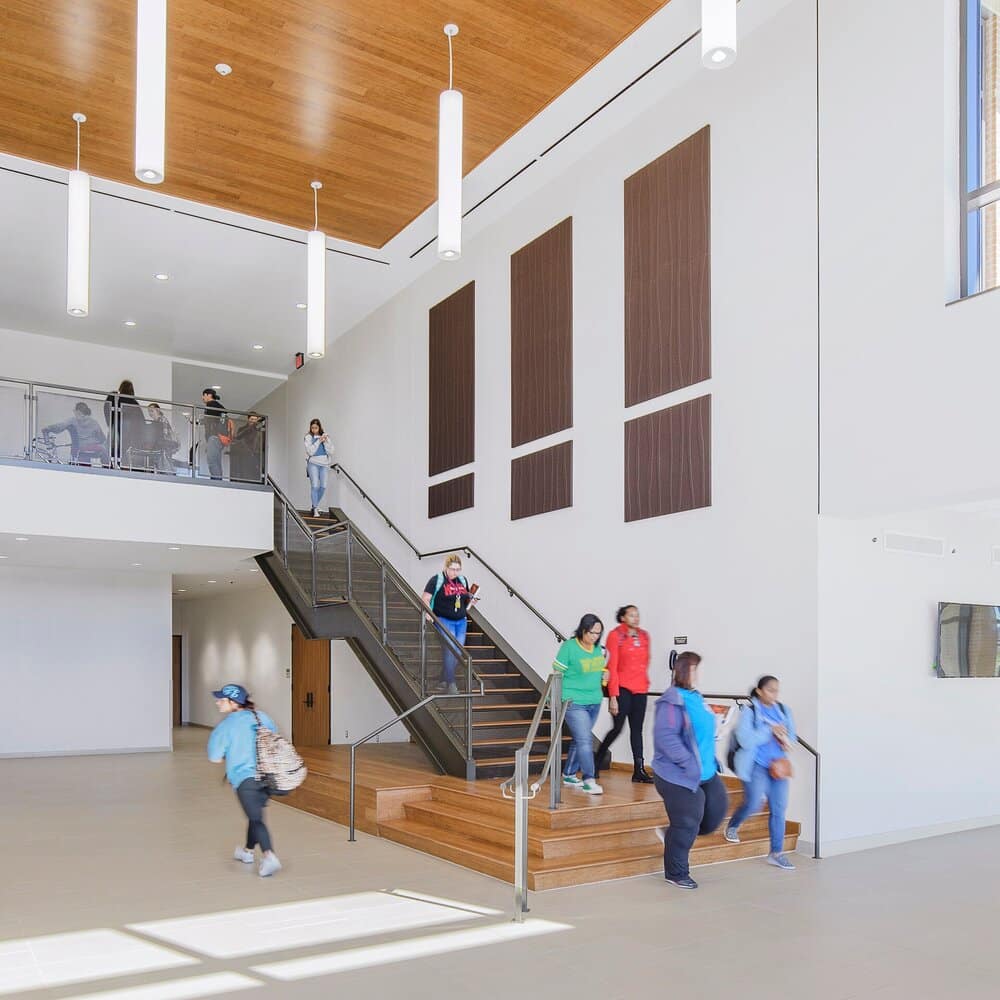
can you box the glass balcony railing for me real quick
[0,376,267,485]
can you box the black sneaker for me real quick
[632,767,654,784]
[665,875,698,890]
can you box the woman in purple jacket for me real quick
[651,651,727,890]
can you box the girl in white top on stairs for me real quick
[303,418,331,516]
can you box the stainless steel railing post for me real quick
[513,746,529,923]
[380,564,388,644]
[346,524,354,601]
[349,743,357,842]
[813,752,822,860]
[549,672,562,810]
[310,534,317,607]
[420,616,427,697]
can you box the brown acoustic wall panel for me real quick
[624,395,710,522]
[511,441,573,521]
[510,217,573,447]
[428,473,475,519]
[428,282,475,476]
[624,126,710,407]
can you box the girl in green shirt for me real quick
[554,613,608,794]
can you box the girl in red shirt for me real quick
[596,605,652,782]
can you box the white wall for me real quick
[0,566,171,755]
[173,586,407,744]
[174,584,294,735]
[0,325,172,399]
[818,510,1000,851]
[819,0,1000,515]
[261,1,821,830]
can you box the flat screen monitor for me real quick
[937,602,1000,677]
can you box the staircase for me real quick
[257,482,568,780]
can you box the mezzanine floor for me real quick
[2,726,997,1000]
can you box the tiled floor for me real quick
[3,727,998,999]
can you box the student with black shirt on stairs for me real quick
[421,553,478,695]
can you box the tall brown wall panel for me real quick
[510,218,573,447]
[511,441,573,521]
[428,473,475,519]
[624,127,710,407]
[428,282,475,476]
[624,395,710,522]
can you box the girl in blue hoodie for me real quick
[651,652,727,890]
[724,675,797,871]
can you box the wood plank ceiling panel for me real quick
[511,440,572,521]
[624,126,711,406]
[0,0,669,247]
[624,394,710,522]
[428,472,474,519]
[428,281,475,477]
[510,217,573,447]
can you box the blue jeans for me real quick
[308,461,328,508]
[206,435,224,480]
[437,616,467,685]
[728,763,790,854]
[563,702,601,781]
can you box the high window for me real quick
[962,1,1000,296]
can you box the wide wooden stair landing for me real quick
[286,744,800,891]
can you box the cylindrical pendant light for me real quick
[135,0,167,183]
[67,113,90,318]
[701,0,737,69]
[307,181,326,359]
[437,24,463,261]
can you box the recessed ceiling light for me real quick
[0,555,7,560]
[168,545,180,551]
[296,302,307,310]
[215,63,233,76]
[124,320,137,327]
[154,272,170,281]
[252,344,264,350]
[177,588,186,592]
[131,562,142,567]
[211,384,221,391]
[249,568,259,573]
[15,537,28,542]
[207,579,217,584]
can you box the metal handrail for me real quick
[270,475,483,765]
[347,692,483,842]
[650,689,822,859]
[5,374,268,483]
[333,463,565,642]
[498,673,569,921]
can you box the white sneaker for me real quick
[311,507,318,517]
[563,774,583,787]
[724,826,740,844]
[234,847,254,864]
[259,853,282,877]
[580,780,604,795]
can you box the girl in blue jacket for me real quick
[725,675,797,871]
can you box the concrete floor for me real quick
[2,727,998,999]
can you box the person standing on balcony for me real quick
[146,402,180,473]
[651,651,727,890]
[595,604,652,783]
[303,418,331,515]
[201,388,228,480]
[231,412,265,483]
[724,675,797,871]
[422,554,478,695]
[555,614,608,796]
[207,683,282,878]
[103,379,142,467]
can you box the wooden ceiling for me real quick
[0,0,668,248]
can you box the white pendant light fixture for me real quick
[135,0,167,183]
[701,0,737,69]
[307,181,326,359]
[67,113,91,318]
[437,23,463,260]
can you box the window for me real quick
[962,1,1000,296]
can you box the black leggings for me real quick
[596,689,648,767]
[236,778,273,853]
[653,772,728,878]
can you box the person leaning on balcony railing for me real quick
[103,379,143,467]
[42,400,110,466]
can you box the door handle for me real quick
[303,691,315,709]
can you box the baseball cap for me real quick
[212,683,249,705]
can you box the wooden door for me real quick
[172,635,182,727]
[292,625,331,746]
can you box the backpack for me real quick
[252,711,307,795]
[725,701,786,773]
[218,418,236,447]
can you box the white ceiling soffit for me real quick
[0,0,789,372]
